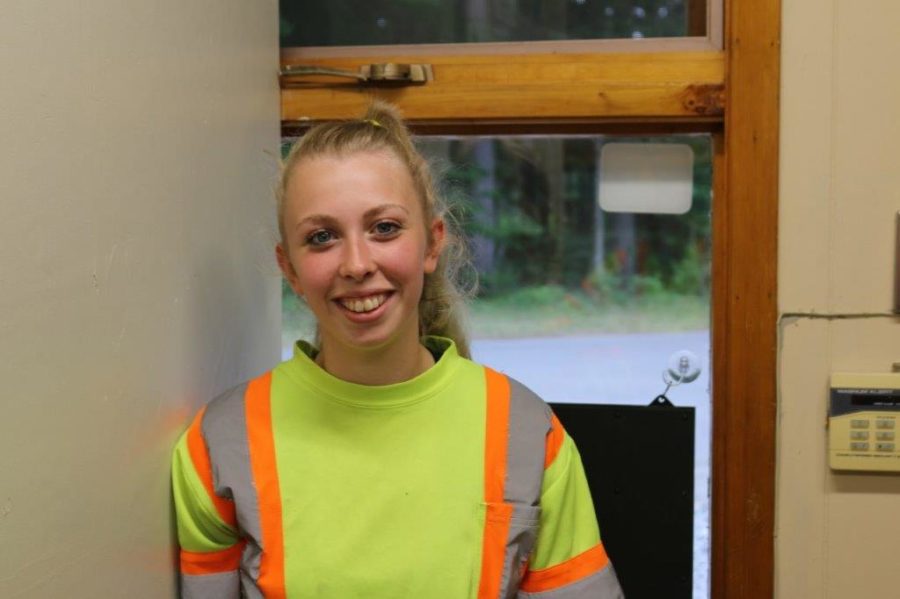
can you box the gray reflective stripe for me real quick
[517,564,624,599]
[201,382,263,592]
[499,504,543,599]
[181,571,240,599]
[497,376,554,598]
[505,378,553,505]
[239,571,265,599]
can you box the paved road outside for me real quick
[472,331,711,599]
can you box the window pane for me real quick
[280,0,705,47]
[281,134,712,599]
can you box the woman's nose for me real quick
[338,236,376,280]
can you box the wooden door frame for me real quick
[279,0,779,596]
[710,1,779,597]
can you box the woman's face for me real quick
[277,149,444,356]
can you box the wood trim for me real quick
[283,119,722,139]
[708,0,725,49]
[281,51,724,124]
[710,129,730,599]
[688,0,708,37]
[711,0,780,597]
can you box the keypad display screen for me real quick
[850,393,900,407]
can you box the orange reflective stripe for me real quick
[186,406,236,526]
[477,367,511,599]
[544,412,565,469]
[245,372,286,598]
[520,542,610,593]
[483,367,510,504]
[180,540,246,575]
[479,502,513,599]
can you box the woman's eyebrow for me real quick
[294,214,336,230]
[294,204,410,231]
[363,203,410,219]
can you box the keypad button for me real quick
[876,432,895,441]
[850,431,870,440]
[851,442,870,451]
[851,419,870,429]
[876,420,896,429]
[876,443,895,452]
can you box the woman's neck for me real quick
[315,336,435,386]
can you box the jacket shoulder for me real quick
[201,381,250,436]
[504,373,554,433]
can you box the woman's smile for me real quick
[338,292,389,314]
[334,291,393,318]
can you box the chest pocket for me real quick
[504,503,542,597]
[480,502,542,599]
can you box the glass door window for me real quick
[281,133,713,598]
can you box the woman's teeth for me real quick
[340,294,387,313]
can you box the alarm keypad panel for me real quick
[829,373,900,472]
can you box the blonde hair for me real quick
[277,100,474,358]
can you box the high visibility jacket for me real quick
[172,337,623,598]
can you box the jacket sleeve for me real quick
[518,415,624,598]
[171,408,243,599]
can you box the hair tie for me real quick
[361,118,384,129]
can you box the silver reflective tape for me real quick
[239,571,265,598]
[499,504,542,599]
[181,571,240,599]
[505,378,553,505]
[496,377,553,598]
[517,564,625,599]
[201,382,263,583]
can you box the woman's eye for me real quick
[373,221,400,236]
[307,230,334,246]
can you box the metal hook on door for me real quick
[649,350,702,407]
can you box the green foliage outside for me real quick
[468,286,709,338]
[432,136,712,299]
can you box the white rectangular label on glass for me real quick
[599,143,694,214]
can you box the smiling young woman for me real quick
[171,101,625,599]
[276,150,445,385]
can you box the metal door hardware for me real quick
[280,63,433,86]
[667,350,702,384]
[650,350,702,407]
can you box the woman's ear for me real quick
[424,217,446,274]
[276,243,303,297]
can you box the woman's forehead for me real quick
[291,149,407,187]
[284,150,421,217]
[295,147,405,173]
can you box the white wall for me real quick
[0,2,280,596]
[777,0,900,596]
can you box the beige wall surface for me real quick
[0,2,280,597]
[778,0,900,597]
